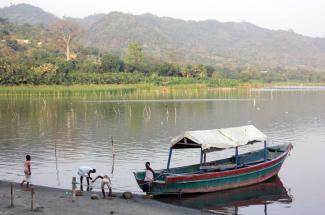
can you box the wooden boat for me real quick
[134,125,293,195]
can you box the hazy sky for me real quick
[1,0,325,37]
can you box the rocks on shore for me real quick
[76,190,83,196]
[91,194,100,200]
[122,192,133,199]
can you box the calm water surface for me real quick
[0,87,324,214]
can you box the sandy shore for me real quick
[0,181,208,215]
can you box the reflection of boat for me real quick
[134,125,293,195]
[156,176,292,213]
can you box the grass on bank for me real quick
[0,77,324,96]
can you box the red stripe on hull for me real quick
[166,150,289,184]
[180,167,281,193]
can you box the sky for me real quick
[1,0,325,38]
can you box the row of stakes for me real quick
[9,183,36,211]
[9,177,76,211]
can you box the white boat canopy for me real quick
[171,125,267,152]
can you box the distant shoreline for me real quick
[0,82,324,92]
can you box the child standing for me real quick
[21,155,31,188]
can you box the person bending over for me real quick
[92,175,112,198]
[77,166,96,191]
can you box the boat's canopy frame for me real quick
[167,125,268,171]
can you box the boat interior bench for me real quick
[199,158,267,172]
[200,163,238,171]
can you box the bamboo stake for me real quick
[72,177,76,202]
[10,183,14,207]
[117,107,121,117]
[148,106,151,119]
[111,136,115,174]
[30,188,35,211]
[113,106,117,115]
[146,105,149,118]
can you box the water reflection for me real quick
[157,176,292,214]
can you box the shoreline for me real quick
[0,180,208,215]
[0,82,324,92]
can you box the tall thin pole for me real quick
[55,140,60,186]
[111,136,115,174]
[166,148,173,171]
[72,177,76,202]
[10,183,14,207]
[30,188,35,211]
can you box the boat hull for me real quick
[134,144,291,195]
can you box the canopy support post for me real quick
[166,147,173,171]
[200,148,203,166]
[264,141,268,162]
[235,147,239,169]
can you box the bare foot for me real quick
[143,194,153,199]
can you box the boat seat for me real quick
[268,148,285,153]
[200,163,242,172]
[163,171,202,177]
[242,158,266,166]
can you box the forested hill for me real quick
[0,3,58,26]
[82,12,325,71]
[1,3,325,72]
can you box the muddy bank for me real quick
[0,181,208,215]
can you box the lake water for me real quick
[0,87,325,214]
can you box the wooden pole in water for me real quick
[10,183,14,207]
[30,188,35,211]
[72,177,76,202]
[111,136,115,174]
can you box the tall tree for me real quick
[52,20,81,61]
[101,54,124,72]
[124,42,144,65]
[182,65,193,78]
[196,64,207,78]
